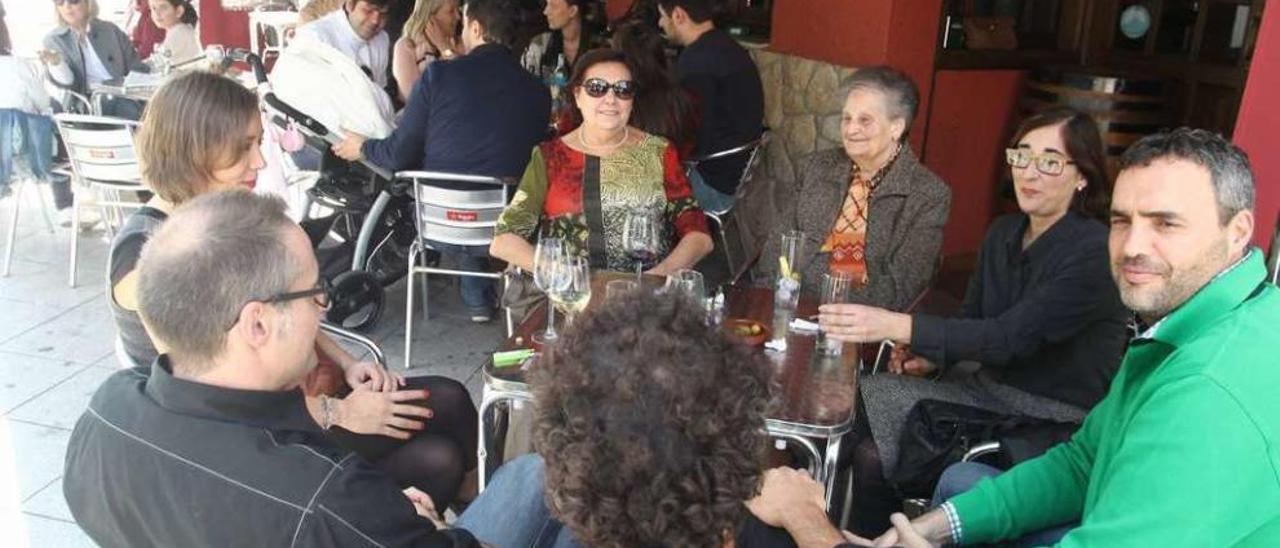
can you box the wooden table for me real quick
[477,272,860,507]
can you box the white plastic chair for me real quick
[53,114,146,287]
[399,170,510,370]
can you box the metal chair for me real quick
[1,114,60,277]
[319,321,388,368]
[684,132,769,276]
[399,171,510,370]
[53,114,146,287]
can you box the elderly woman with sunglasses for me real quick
[41,0,149,118]
[107,71,482,512]
[491,48,711,275]
[820,107,1131,537]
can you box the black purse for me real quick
[890,399,1079,499]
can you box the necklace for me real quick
[578,126,630,152]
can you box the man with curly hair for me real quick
[456,291,854,546]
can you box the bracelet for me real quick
[318,395,337,430]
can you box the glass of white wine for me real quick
[550,255,592,327]
[532,238,564,344]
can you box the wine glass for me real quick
[665,268,706,303]
[549,255,592,326]
[623,208,660,282]
[817,271,854,356]
[532,237,564,344]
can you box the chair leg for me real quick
[2,180,23,277]
[419,257,430,321]
[68,195,79,288]
[32,179,56,234]
[404,244,419,371]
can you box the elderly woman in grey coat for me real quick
[40,0,148,118]
[757,65,950,312]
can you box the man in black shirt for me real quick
[657,0,764,213]
[63,191,540,547]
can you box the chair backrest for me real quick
[53,114,143,189]
[687,130,771,202]
[398,171,510,248]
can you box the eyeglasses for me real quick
[225,278,332,330]
[580,78,637,100]
[54,0,83,5]
[1005,148,1075,176]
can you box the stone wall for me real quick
[733,48,856,270]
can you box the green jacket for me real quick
[950,249,1280,546]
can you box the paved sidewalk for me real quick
[0,186,504,546]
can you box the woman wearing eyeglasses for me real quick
[41,0,149,118]
[107,70,481,512]
[491,48,711,276]
[820,107,1130,537]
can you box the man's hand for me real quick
[331,130,367,161]
[869,513,936,547]
[886,346,938,377]
[746,467,827,528]
[403,487,447,529]
[343,360,405,393]
[336,388,432,439]
[818,304,912,344]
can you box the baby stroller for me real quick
[243,51,419,331]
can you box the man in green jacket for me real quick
[868,127,1280,547]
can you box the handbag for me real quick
[890,399,1078,498]
[962,16,1018,50]
[500,152,610,323]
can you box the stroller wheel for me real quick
[326,270,385,331]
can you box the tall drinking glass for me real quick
[772,230,806,343]
[606,279,639,300]
[623,208,660,281]
[817,271,854,355]
[532,238,564,344]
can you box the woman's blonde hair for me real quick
[402,0,455,43]
[53,0,99,25]
[135,71,260,204]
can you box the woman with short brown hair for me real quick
[110,70,481,510]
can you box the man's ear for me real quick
[233,301,274,350]
[1226,209,1255,256]
[671,5,688,26]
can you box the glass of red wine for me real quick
[623,208,660,282]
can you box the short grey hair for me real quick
[840,65,920,143]
[137,191,301,370]
[1119,127,1255,225]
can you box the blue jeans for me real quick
[0,109,56,189]
[688,167,736,215]
[932,462,1076,546]
[426,241,495,314]
[454,454,575,546]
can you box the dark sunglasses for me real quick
[54,0,84,5]
[580,78,637,100]
[225,278,333,330]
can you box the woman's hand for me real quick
[403,487,448,529]
[37,49,63,66]
[885,345,938,377]
[336,388,432,439]
[332,130,368,162]
[818,303,912,344]
[343,360,406,393]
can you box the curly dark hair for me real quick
[531,291,772,547]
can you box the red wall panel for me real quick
[1233,4,1280,249]
[923,70,1028,256]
